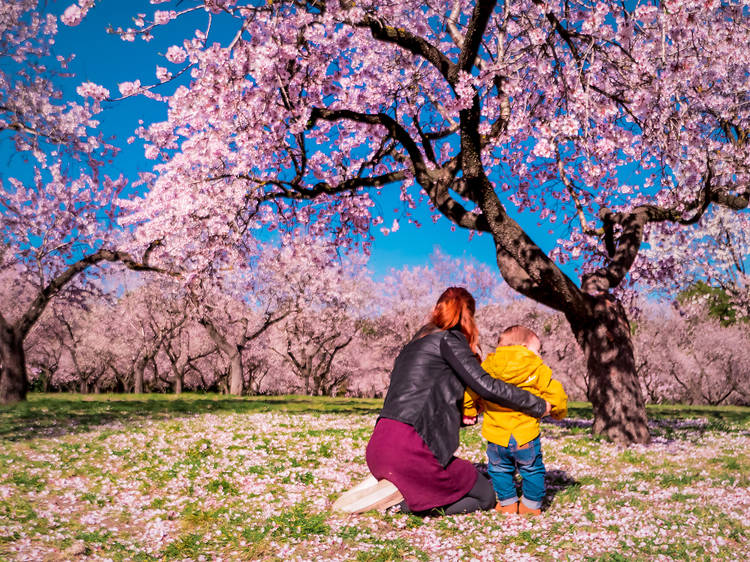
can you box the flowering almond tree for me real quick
[193,285,290,396]
[0,1,174,404]
[633,304,750,405]
[641,208,749,320]
[264,238,374,396]
[72,0,750,443]
[372,251,495,355]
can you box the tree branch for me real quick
[456,0,497,75]
[16,246,173,338]
[356,15,456,84]
[310,107,490,231]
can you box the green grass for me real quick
[0,393,384,441]
[565,401,750,425]
[1,393,749,561]
[3,395,746,444]
[270,502,330,538]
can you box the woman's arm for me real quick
[440,330,547,418]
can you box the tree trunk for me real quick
[229,353,243,396]
[0,325,27,404]
[1,245,167,404]
[174,372,183,395]
[313,373,323,396]
[568,295,650,444]
[134,361,145,394]
[199,318,243,396]
[302,367,312,395]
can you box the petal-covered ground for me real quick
[0,396,748,561]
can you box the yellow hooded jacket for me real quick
[463,345,567,447]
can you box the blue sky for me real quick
[38,0,569,281]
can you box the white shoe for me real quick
[332,476,403,514]
[332,475,377,512]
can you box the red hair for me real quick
[430,287,481,356]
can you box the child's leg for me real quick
[514,435,545,511]
[486,441,518,507]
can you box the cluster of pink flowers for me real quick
[75,81,109,101]
[60,0,94,26]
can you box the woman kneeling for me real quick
[365,287,550,515]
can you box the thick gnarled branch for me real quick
[310,107,489,231]
[356,15,455,84]
[17,243,173,338]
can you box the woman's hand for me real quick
[543,400,552,418]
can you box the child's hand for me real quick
[462,415,478,426]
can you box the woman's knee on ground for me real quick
[473,473,497,510]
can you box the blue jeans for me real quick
[486,435,545,510]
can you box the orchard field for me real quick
[1,394,748,561]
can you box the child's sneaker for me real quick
[332,476,403,514]
[496,502,518,514]
[518,501,541,516]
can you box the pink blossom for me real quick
[153,10,174,26]
[144,144,159,160]
[165,45,187,64]
[117,80,141,97]
[155,66,171,82]
[532,137,555,159]
[75,81,109,101]
[60,5,82,26]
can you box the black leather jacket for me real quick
[378,324,547,467]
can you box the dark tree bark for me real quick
[0,321,27,404]
[567,295,650,443]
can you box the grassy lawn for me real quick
[0,394,383,442]
[1,393,748,560]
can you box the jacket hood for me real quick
[482,345,543,387]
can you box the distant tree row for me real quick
[4,246,746,407]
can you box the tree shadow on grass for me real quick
[541,469,580,511]
[645,404,750,423]
[0,393,383,442]
[543,412,749,441]
[473,463,579,512]
[542,402,750,440]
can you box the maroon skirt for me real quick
[365,417,478,512]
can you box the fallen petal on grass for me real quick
[0,395,748,560]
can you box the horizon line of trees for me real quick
[8,250,748,408]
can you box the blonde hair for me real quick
[498,325,540,351]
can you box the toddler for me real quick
[463,325,567,515]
